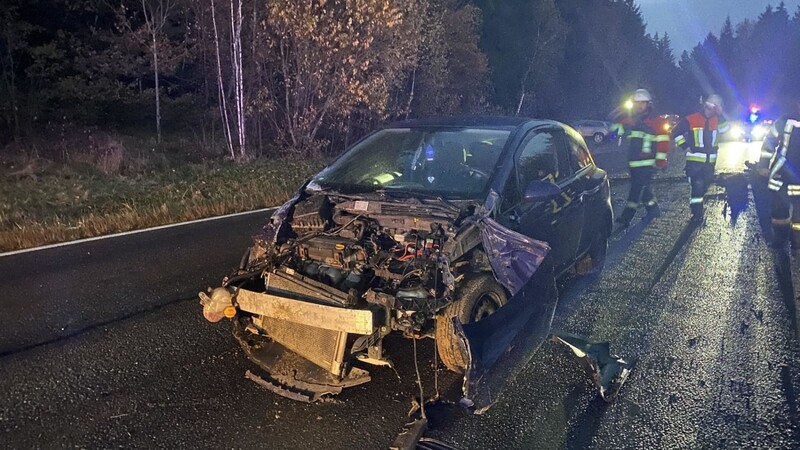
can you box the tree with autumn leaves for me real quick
[256,0,418,153]
[2,0,756,159]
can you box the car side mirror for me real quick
[523,180,561,203]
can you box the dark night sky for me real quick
[637,0,800,55]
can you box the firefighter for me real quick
[672,94,731,222]
[760,95,800,250]
[610,89,671,227]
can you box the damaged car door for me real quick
[456,128,575,411]
[498,127,585,271]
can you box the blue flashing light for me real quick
[425,144,435,161]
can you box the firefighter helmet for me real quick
[705,94,723,111]
[632,89,653,102]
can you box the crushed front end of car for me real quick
[200,184,554,404]
[199,122,635,415]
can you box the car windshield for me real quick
[310,127,512,198]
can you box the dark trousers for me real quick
[771,184,800,248]
[618,166,655,224]
[686,161,715,217]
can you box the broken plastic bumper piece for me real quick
[550,331,635,402]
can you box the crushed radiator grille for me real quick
[261,316,348,376]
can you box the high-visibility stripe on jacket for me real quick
[611,114,671,169]
[762,115,800,187]
[672,112,729,164]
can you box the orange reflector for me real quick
[335,243,346,250]
[224,306,237,318]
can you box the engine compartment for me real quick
[246,193,480,335]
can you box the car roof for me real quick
[385,116,560,130]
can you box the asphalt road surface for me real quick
[1,140,798,449]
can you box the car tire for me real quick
[435,274,508,374]
[593,132,605,144]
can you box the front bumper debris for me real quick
[233,320,371,402]
[235,288,375,335]
[201,285,377,401]
[551,331,635,402]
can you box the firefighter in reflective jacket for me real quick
[671,94,731,221]
[610,89,671,227]
[759,96,800,249]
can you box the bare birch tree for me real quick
[515,0,564,116]
[229,0,245,159]
[139,0,173,144]
[210,0,246,160]
[210,0,234,159]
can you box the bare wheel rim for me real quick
[471,292,503,322]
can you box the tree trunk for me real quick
[152,31,162,143]
[231,0,245,159]
[141,0,163,144]
[211,0,235,159]
[8,48,20,140]
[405,67,416,119]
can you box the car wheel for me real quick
[593,132,605,144]
[576,226,608,277]
[435,274,508,374]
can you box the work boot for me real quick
[690,202,704,221]
[615,207,636,228]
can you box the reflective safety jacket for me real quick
[761,115,800,192]
[672,112,731,164]
[611,115,671,169]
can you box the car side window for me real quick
[566,128,593,171]
[552,131,572,182]
[517,130,560,192]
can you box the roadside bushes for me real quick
[0,126,326,251]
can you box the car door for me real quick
[565,127,608,256]
[550,129,585,267]
[497,127,584,272]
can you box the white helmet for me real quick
[632,89,653,102]
[705,94,723,110]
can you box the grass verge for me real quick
[0,157,324,252]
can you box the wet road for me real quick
[1,140,798,449]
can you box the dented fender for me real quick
[456,253,558,413]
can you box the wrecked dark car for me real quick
[200,117,614,407]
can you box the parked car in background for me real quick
[572,120,611,144]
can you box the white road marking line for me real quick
[0,207,276,258]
